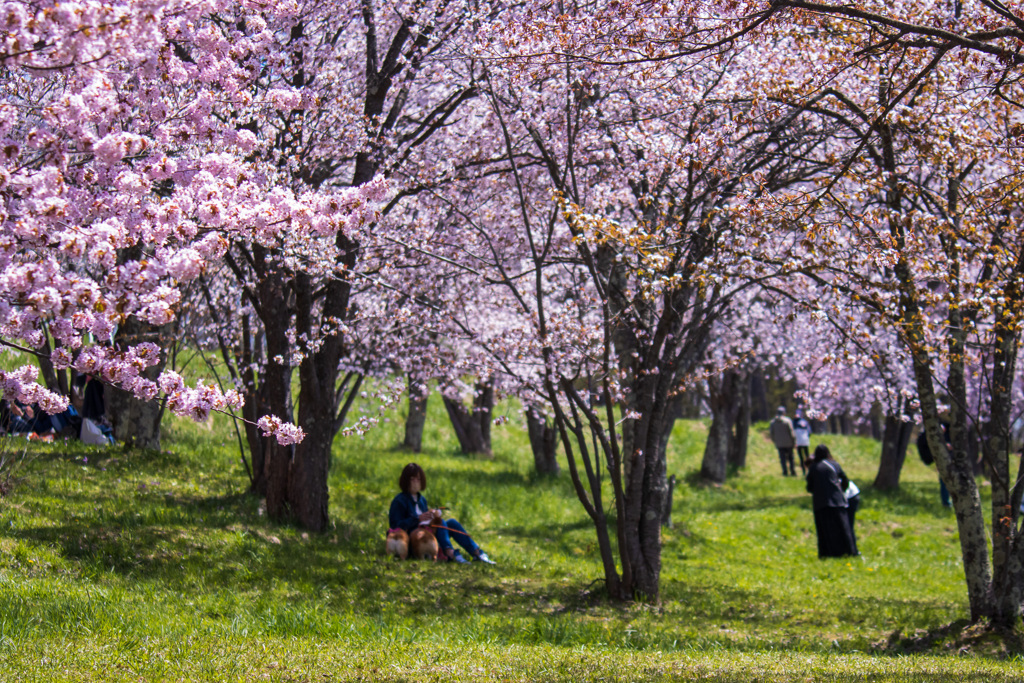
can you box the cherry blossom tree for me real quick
[372,6,826,600]
[744,2,1024,624]
[515,0,1024,620]
[0,1,391,482]
[138,0,490,530]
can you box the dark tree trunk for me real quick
[749,371,769,423]
[289,404,333,533]
[526,405,559,474]
[657,392,684,461]
[403,376,429,453]
[255,247,295,521]
[874,405,914,491]
[840,413,853,436]
[701,409,731,484]
[108,316,173,451]
[241,316,268,495]
[263,439,290,521]
[35,331,65,394]
[701,370,741,484]
[107,385,164,450]
[981,304,1024,627]
[443,381,494,457]
[623,364,687,603]
[870,410,883,440]
[728,372,750,469]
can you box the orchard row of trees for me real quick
[2,0,1023,623]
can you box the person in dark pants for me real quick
[916,422,952,508]
[806,445,858,558]
[770,406,797,476]
[845,479,861,549]
[792,410,812,476]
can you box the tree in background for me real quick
[383,6,824,600]
[0,0,388,442]
[747,1,1024,624]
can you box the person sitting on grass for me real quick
[388,462,495,564]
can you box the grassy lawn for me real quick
[0,393,1021,681]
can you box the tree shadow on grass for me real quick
[9,481,525,620]
[871,618,1024,659]
[692,493,810,514]
[496,517,594,541]
[10,487,337,585]
[869,482,959,518]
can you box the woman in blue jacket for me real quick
[388,462,495,564]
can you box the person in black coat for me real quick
[806,445,858,558]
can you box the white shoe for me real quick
[473,551,495,565]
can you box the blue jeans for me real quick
[434,519,480,557]
[940,478,951,507]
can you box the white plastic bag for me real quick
[80,418,111,446]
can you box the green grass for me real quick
[0,396,1021,682]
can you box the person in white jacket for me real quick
[792,410,812,476]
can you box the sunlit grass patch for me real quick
[0,396,1018,681]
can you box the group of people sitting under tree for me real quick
[0,373,109,443]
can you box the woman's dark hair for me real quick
[813,444,832,462]
[399,462,426,493]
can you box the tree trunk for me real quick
[289,404,332,532]
[241,316,267,495]
[749,370,769,423]
[657,392,684,463]
[107,386,164,450]
[700,409,731,484]
[442,381,494,457]
[982,306,1023,627]
[701,370,740,484]
[679,386,704,419]
[870,409,883,441]
[35,331,65,394]
[256,249,295,520]
[873,408,914,491]
[403,376,429,453]
[728,372,750,469]
[622,370,676,602]
[108,316,173,451]
[906,272,993,621]
[840,413,853,436]
[526,404,559,475]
